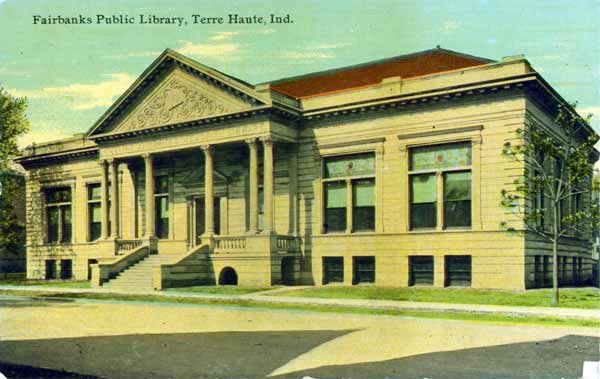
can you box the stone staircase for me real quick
[101,254,175,291]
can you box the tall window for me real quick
[323,153,375,233]
[88,183,102,241]
[45,187,72,243]
[409,142,472,229]
[154,176,169,239]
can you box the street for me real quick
[0,295,597,379]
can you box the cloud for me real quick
[577,106,600,118]
[18,128,73,149]
[174,40,241,60]
[10,73,135,110]
[0,66,31,77]
[309,43,351,50]
[280,51,335,60]
[278,41,350,62]
[441,20,461,32]
[109,51,162,59]
[209,31,239,41]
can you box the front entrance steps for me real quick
[101,254,174,291]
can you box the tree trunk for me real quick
[551,238,559,305]
[551,205,559,306]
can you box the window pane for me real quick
[353,179,375,231]
[409,256,434,285]
[410,174,436,229]
[61,206,72,242]
[326,182,346,208]
[353,179,375,207]
[353,256,375,284]
[323,257,344,284]
[47,207,59,243]
[60,260,72,279]
[444,171,471,228]
[410,142,471,171]
[154,176,169,194]
[45,260,56,280]
[445,255,471,287]
[89,203,102,241]
[88,184,101,200]
[411,174,436,203]
[325,182,346,232]
[155,196,169,239]
[324,153,375,178]
[46,187,71,204]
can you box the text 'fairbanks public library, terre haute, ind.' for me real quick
[32,13,294,27]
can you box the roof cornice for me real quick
[15,146,99,167]
[86,49,273,138]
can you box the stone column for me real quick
[261,136,274,234]
[100,160,109,239]
[109,159,120,239]
[143,153,155,238]
[202,145,214,236]
[246,138,259,234]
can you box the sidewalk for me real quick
[0,284,598,320]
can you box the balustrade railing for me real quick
[116,239,143,255]
[214,236,247,251]
[276,236,297,252]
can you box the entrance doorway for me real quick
[218,267,238,285]
[281,257,295,285]
[193,197,220,245]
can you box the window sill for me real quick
[320,231,378,236]
[409,228,471,234]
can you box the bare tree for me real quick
[501,104,599,305]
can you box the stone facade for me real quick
[16,48,598,290]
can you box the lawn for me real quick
[165,286,271,295]
[0,279,91,288]
[269,286,600,309]
[0,289,597,329]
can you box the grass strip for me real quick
[0,289,597,329]
[164,286,271,295]
[0,280,91,288]
[270,286,600,309]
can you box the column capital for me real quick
[245,138,258,148]
[201,144,213,153]
[142,152,153,161]
[260,136,274,146]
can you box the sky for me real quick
[0,0,598,149]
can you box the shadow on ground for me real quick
[0,296,77,309]
[0,330,355,379]
[270,334,599,379]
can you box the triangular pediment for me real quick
[87,49,270,137]
[113,68,253,133]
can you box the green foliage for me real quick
[500,102,599,305]
[0,175,25,257]
[0,87,29,171]
[501,103,599,239]
[0,87,29,262]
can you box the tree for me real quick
[0,87,29,270]
[500,103,599,305]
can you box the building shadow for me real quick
[0,295,77,308]
[270,334,599,379]
[0,329,356,379]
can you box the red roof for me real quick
[269,48,493,99]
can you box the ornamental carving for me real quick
[119,77,236,132]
